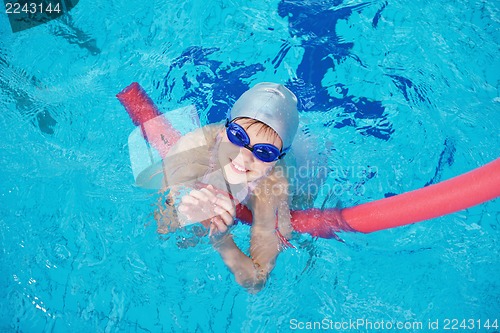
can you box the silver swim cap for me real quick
[229,82,299,150]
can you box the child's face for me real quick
[218,118,283,185]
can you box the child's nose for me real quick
[239,147,255,163]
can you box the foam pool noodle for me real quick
[118,82,500,238]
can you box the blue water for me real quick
[1,0,499,332]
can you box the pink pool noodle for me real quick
[118,82,500,237]
[117,82,181,158]
[341,158,500,233]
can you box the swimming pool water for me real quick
[0,0,499,332]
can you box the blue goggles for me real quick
[225,120,286,162]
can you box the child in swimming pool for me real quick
[156,82,299,292]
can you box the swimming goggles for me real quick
[225,119,287,162]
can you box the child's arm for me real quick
[161,125,220,187]
[212,175,292,292]
[156,125,221,232]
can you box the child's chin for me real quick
[223,165,250,184]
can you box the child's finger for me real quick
[188,189,211,203]
[178,203,197,216]
[181,195,198,206]
[214,195,236,217]
[190,188,217,203]
[199,188,217,202]
[210,216,228,234]
[214,207,234,227]
[214,206,234,226]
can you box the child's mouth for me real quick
[230,159,247,174]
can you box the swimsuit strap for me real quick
[274,209,295,249]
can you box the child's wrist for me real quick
[210,232,232,249]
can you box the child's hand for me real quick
[177,186,217,222]
[208,189,236,236]
[177,185,236,235]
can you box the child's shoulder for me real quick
[200,123,224,142]
[168,123,223,155]
[251,166,289,204]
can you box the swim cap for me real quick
[229,82,299,150]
